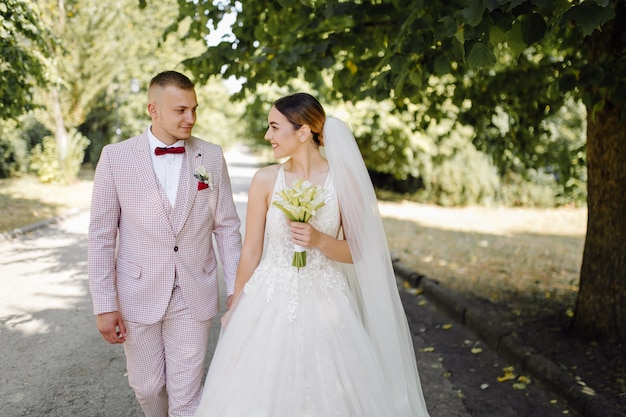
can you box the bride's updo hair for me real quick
[273,93,326,146]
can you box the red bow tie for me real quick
[155,146,185,156]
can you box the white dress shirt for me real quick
[148,127,185,207]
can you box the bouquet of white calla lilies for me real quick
[273,178,326,269]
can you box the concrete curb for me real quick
[393,259,625,417]
[0,207,88,242]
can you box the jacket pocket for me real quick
[116,258,142,280]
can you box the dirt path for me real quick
[0,211,143,416]
[0,147,260,417]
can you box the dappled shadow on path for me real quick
[0,214,142,417]
[0,159,257,417]
[383,214,625,415]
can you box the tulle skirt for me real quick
[194,265,398,417]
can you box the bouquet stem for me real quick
[293,244,307,269]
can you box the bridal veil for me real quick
[323,117,430,416]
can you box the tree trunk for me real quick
[571,5,626,341]
[573,103,626,341]
[52,86,69,162]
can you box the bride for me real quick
[194,93,430,417]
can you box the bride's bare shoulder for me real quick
[251,163,281,188]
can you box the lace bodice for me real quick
[244,165,349,320]
[267,166,340,268]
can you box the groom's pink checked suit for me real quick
[88,130,241,416]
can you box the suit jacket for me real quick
[88,130,242,324]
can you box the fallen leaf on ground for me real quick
[497,366,517,382]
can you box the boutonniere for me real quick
[194,165,213,191]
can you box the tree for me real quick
[0,0,51,119]
[34,0,155,181]
[169,0,625,341]
[2,0,243,181]
[29,0,221,181]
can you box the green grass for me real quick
[0,168,94,233]
[379,200,587,316]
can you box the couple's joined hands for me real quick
[97,294,236,344]
[97,223,322,343]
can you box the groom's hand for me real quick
[97,311,127,344]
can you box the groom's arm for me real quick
[88,145,122,316]
[211,149,242,299]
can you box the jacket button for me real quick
[174,246,178,252]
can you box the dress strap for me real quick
[270,164,286,201]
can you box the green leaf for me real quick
[562,2,615,37]
[558,71,578,93]
[521,13,547,45]
[408,68,424,88]
[276,0,299,6]
[483,0,499,12]
[506,0,530,12]
[546,81,560,102]
[461,0,484,27]
[505,20,526,57]
[467,41,496,68]
[455,24,466,44]
[489,25,506,46]
[491,9,514,32]
[394,71,407,98]
[451,37,466,61]
[433,55,451,76]
[438,16,457,38]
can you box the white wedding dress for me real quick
[194,165,402,416]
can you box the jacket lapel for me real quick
[171,138,201,235]
[132,132,175,234]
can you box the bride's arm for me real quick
[231,167,276,302]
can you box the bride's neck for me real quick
[285,150,328,182]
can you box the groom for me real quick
[88,70,242,416]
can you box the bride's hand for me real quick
[290,221,322,249]
[290,221,352,263]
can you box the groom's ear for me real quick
[147,103,157,118]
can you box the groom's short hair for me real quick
[150,70,195,91]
